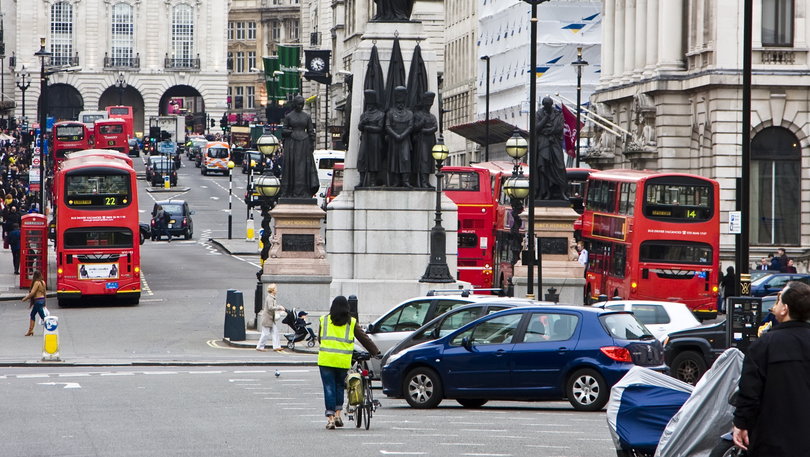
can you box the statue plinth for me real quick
[263,201,332,313]
[512,201,585,303]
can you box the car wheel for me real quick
[139,231,145,245]
[671,351,708,385]
[202,169,207,176]
[456,399,488,408]
[184,230,192,240]
[403,367,443,409]
[566,368,608,411]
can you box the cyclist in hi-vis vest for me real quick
[318,296,380,430]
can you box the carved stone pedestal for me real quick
[513,201,585,304]
[262,199,332,313]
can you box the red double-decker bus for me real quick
[93,118,128,153]
[54,155,140,306]
[442,161,526,292]
[581,170,720,319]
[65,149,134,168]
[52,121,93,168]
[105,105,134,139]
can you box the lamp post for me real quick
[34,37,51,215]
[480,55,490,162]
[115,72,127,105]
[523,0,550,299]
[227,160,235,239]
[503,129,530,296]
[253,134,280,241]
[15,69,30,120]
[252,171,281,325]
[420,136,455,283]
[571,47,588,168]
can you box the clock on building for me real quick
[310,57,325,72]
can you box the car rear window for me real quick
[599,313,654,340]
[631,304,671,325]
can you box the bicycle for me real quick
[346,351,380,430]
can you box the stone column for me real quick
[623,0,636,81]
[658,0,684,71]
[634,0,647,79]
[613,0,625,83]
[644,0,659,75]
[601,0,615,85]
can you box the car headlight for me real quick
[385,349,406,367]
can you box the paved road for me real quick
[0,366,616,457]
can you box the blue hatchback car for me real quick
[381,305,666,411]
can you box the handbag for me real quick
[39,306,50,326]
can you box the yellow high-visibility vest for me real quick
[318,315,356,369]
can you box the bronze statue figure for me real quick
[279,95,320,198]
[385,86,414,187]
[373,0,414,21]
[357,90,385,187]
[411,91,438,188]
[535,96,568,200]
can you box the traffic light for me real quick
[210,118,216,128]
[9,116,17,131]
[220,114,228,130]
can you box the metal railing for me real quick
[164,54,200,70]
[50,54,79,67]
[104,55,140,69]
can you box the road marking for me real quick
[57,373,91,377]
[200,185,208,188]
[229,379,258,382]
[461,454,512,457]
[187,371,224,375]
[142,371,178,375]
[210,196,220,200]
[38,382,81,389]
[139,298,163,303]
[141,271,154,296]
[234,370,266,374]
[440,443,485,446]
[16,374,49,378]
[379,451,427,455]
[100,372,136,376]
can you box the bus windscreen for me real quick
[643,181,712,221]
[443,171,480,191]
[63,228,133,249]
[56,125,85,140]
[639,241,712,265]
[65,172,131,207]
[109,107,130,115]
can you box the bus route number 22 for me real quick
[105,197,117,206]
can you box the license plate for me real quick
[168,223,174,228]
[106,282,119,289]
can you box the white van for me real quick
[313,149,344,207]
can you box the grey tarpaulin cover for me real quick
[655,348,744,457]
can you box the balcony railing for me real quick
[49,54,79,67]
[104,54,140,70]
[164,54,200,71]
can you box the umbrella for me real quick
[383,36,406,111]
[406,43,428,110]
[364,44,386,112]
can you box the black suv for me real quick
[664,295,776,384]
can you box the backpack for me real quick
[345,372,364,406]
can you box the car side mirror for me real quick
[366,323,376,334]
[763,284,770,289]
[189,210,195,215]
[461,337,473,351]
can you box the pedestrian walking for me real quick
[22,270,46,336]
[733,281,810,455]
[317,295,380,430]
[256,284,285,352]
[8,222,20,274]
[719,266,735,313]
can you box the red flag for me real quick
[561,103,583,158]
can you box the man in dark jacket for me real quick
[8,222,20,274]
[733,281,810,456]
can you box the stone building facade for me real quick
[592,0,809,266]
[6,0,229,135]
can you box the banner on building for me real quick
[263,56,284,101]
[304,50,332,85]
[278,45,301,96]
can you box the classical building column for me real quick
[601,0,616,85]
[634,0,647,79]
[623,0,636,81]
[613,0,625,82]
[644,0,659,75]
[658,0,684,71]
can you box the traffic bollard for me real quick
[42,316,61,362]
[224,289,246,341]
[163,175,170,189]
[246,218,255,240]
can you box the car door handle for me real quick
[495,349,506,356]
[557,347,568,353]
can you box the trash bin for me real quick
[224,289,246,341]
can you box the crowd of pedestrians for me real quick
[1,140,41,275]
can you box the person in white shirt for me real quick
[576,240,588,267]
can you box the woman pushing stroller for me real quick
[256,284,286,352]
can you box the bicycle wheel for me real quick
[354,404,364,428]
[364,381,373,430]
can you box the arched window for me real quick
[171,4,194,67]
[751,126,801,245]
[111,3,134,66]
[50,2,74,66]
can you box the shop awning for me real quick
[448,119,527,146]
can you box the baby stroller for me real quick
[282,308,317,349]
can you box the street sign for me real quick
[32,156,41,167]
[728,211,742,234]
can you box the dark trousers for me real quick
[11,248,20,274]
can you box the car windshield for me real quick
[599,313,654,340]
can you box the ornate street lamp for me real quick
[502,129,529,296]
[115,72,127,105]
[254,173,281,271]
[522,0,551,298]
[256,134,280,156]
[570,47,589,168]
[420,136,455,283]
[34,37,51,215]
[15,69,30,120]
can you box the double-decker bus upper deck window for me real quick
[586,180,618,213]
[644,179,712,221]
[98,124,124,134]
[65,170,131,208]
[56,125,85,140]
[618,183,636,215]
[639,241,712,265]
[109,107,129,115]
[64,227,133,249]
[443,171,480,192]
